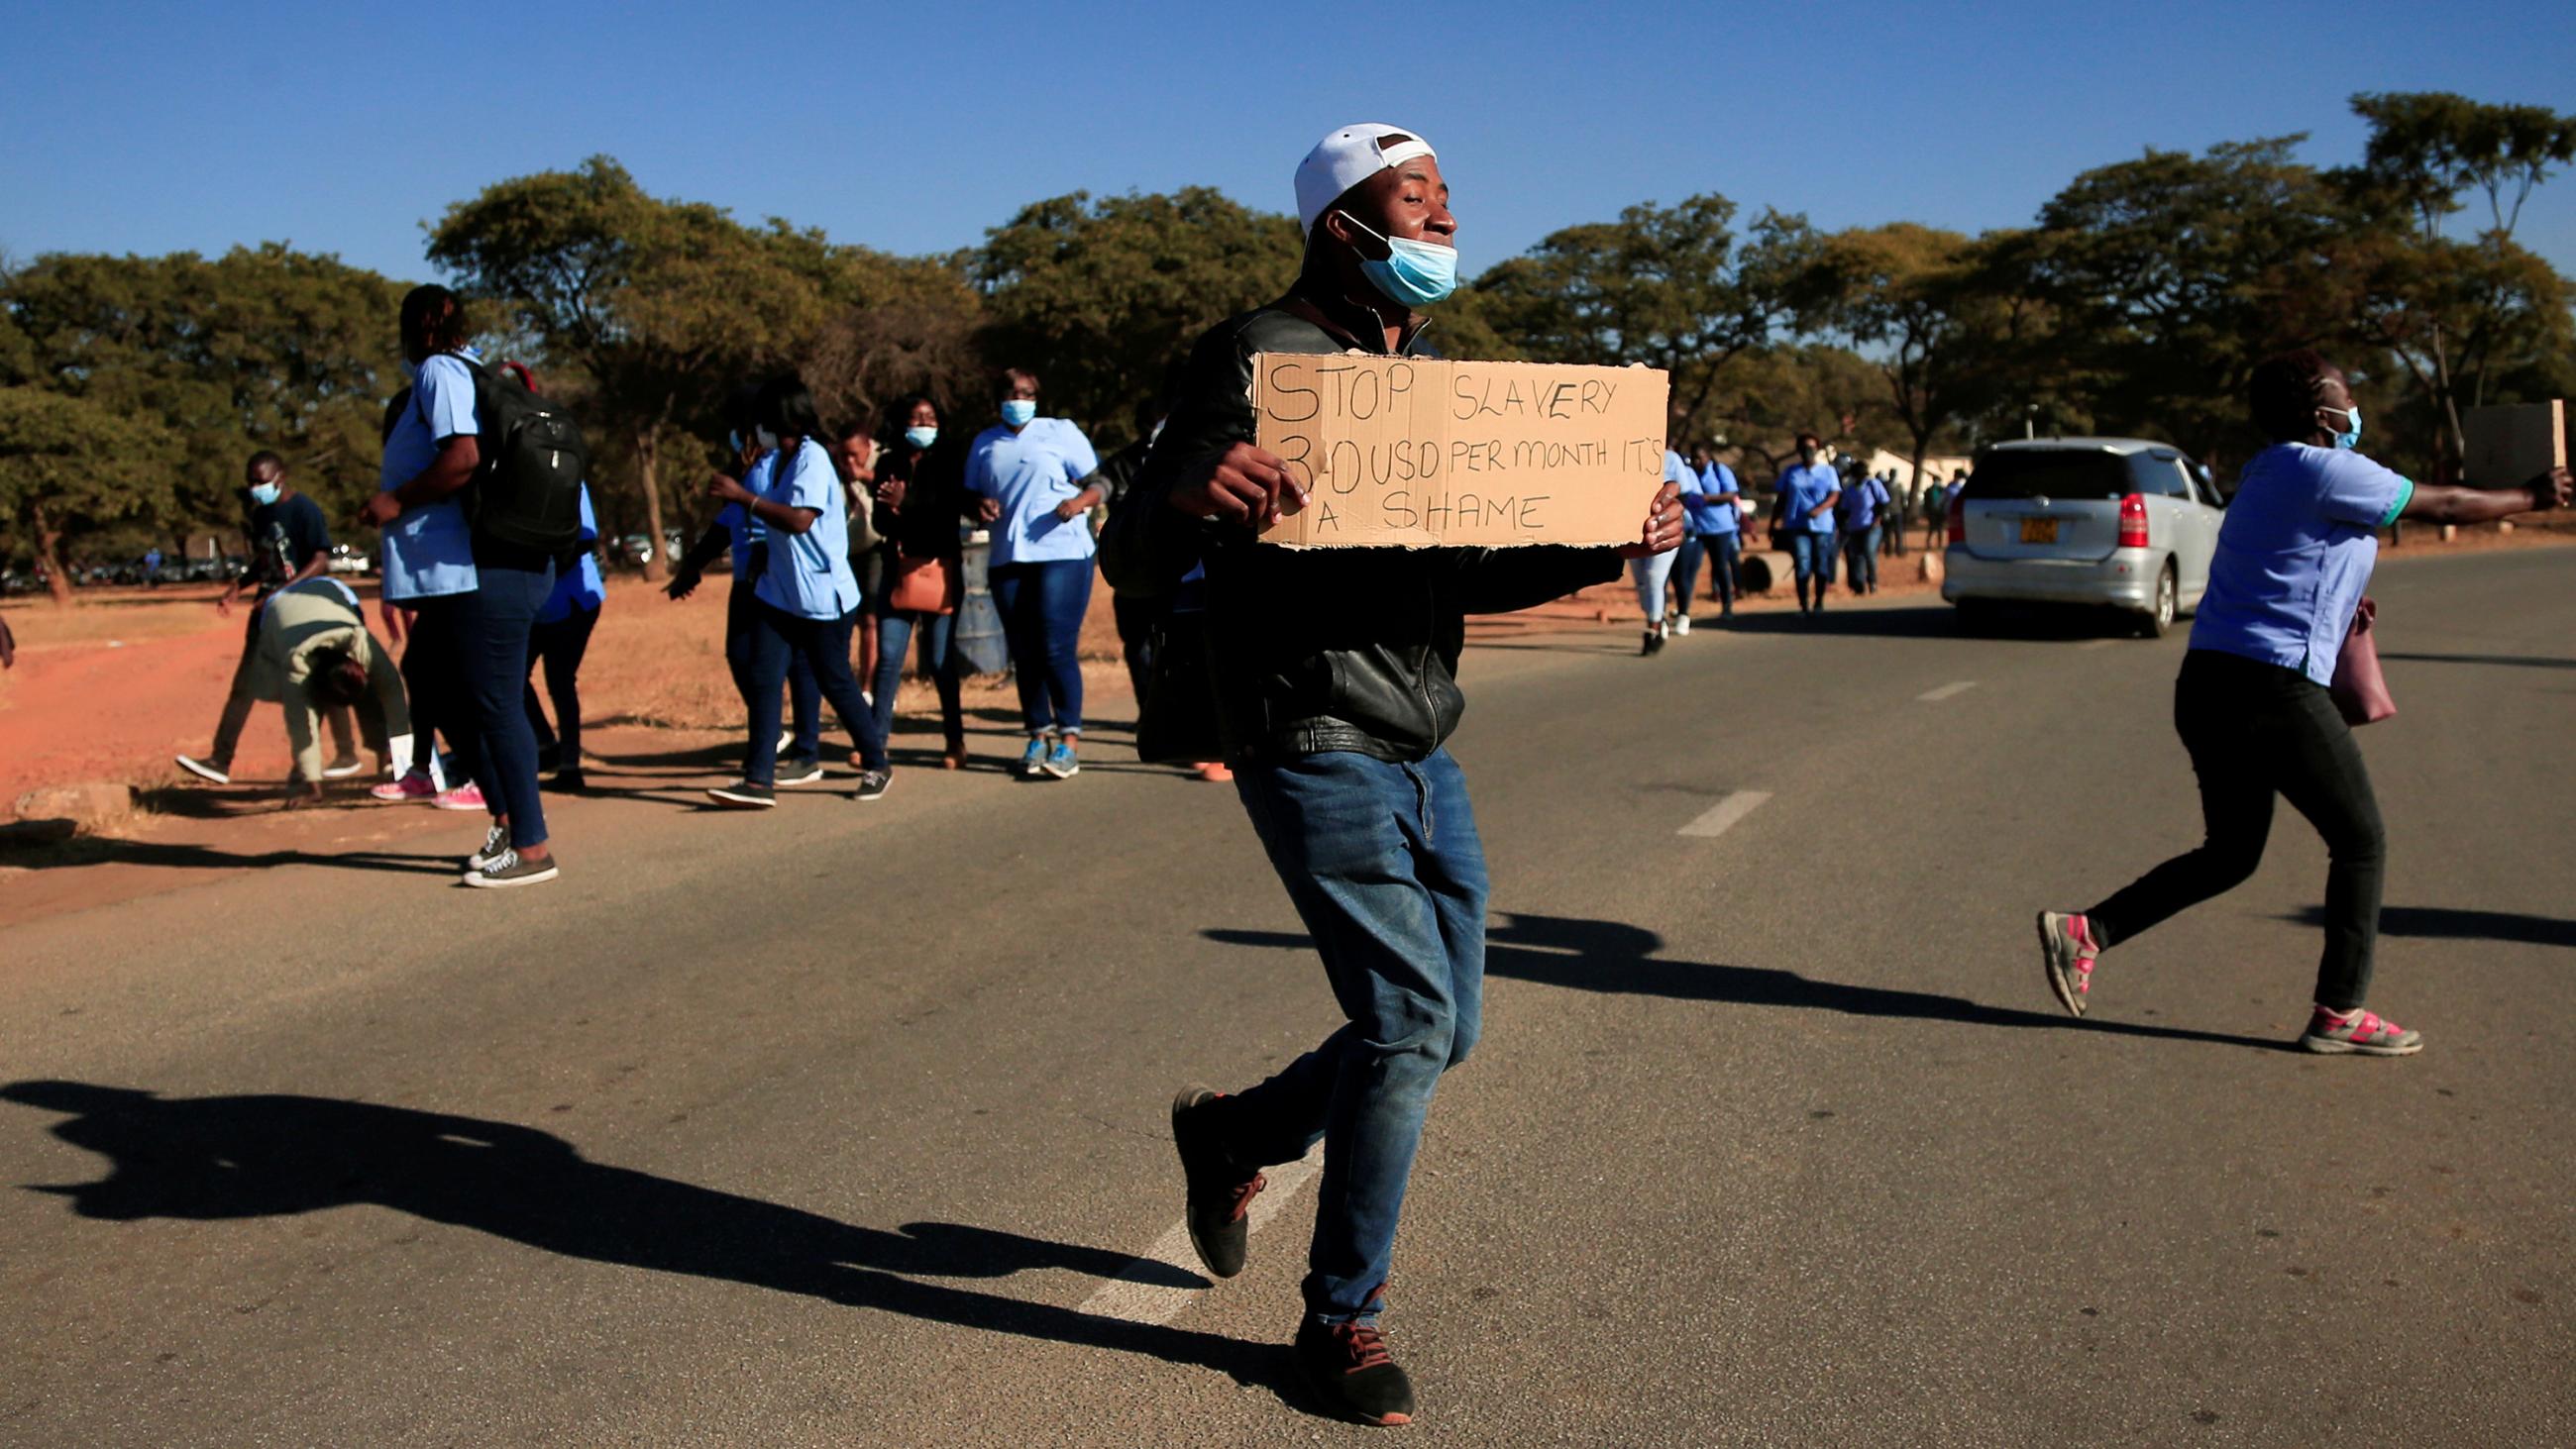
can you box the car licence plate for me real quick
[2019,518,2059,545]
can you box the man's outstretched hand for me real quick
[1616,482,1685,560]
[1166,443,1307,532]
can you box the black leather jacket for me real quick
[1101,286,1621,765]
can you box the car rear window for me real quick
[1964,452,2166,501]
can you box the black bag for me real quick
[447,356,589,554]
[1136,608,1224,765]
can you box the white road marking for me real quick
[1078,1143,1326,1326]
[1917,680,1979,702]
[1677,790,1773,840]
[2079,638,2120,652]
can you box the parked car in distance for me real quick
[617,534,655,567]
[326,544,373,576]
[1942,437,2223,638]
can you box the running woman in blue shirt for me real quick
[2039,350,2568,1055]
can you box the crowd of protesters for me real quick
[127,116,2576,1434]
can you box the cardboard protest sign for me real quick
[1251,355,1669,548]
[2462,400,2566,487]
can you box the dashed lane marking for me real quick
[1077,1144,1326,1327]
[1917,680,1979,702]
[1677,790,1774,840]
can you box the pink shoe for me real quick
[432,782,487,812]
[371,770,438,803]
[2037,911,2099,1017]
[2300,1006,2422,1057]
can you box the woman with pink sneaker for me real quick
[2040,350,2569,1056]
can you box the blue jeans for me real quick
[1675,533,1740,613]
[989,559,1093,735]
[727,580,819,763]
[1841,524,1880,590]
[873,608,964,745]
[742,602,887,784]
[456,557,554,848]
[1220,749,1489,1324]
[1788,532,1829,583]
[1705,532,1740,611]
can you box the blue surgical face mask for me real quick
[1000,399,1037,428]
[1339,212,1458,309]
[2326,403,2362,451]
[249,481,282,506]
[904,425,938,451]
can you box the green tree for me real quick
[973,188,1302,448]
[1,245,404,547]
[801,248,988,438]
[2340,92,2576,471]
[2013,138,2354,467]
[0,387,177,601]
[428,157,827,579]
[1472,195,1821,445]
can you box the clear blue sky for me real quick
[7,1,2574,282]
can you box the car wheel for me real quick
[2136,562,2177,639]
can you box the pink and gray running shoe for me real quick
[371,770,438,803]
[2037,911,2099,1017]
[2299,1007,2422,1057]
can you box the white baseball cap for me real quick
[1295,124,1438,237]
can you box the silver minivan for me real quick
[1941,438,2223,637]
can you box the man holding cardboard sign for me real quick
[1103,123,1680,1428]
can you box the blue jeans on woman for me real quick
[1840,524,1880,592]
[872,608,964,748]
[1704,532,1741,613]
[742,602,887,786]
[455,556,555,848]
[727,580,819,764]
[1214,748,1488,1324]
[1788,531,1832,600]
[989,559,1093,736]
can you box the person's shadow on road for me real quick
[1207,910,2283,1051]
[0,1081,1306,1411]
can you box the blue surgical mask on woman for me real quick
[1000,399,1037,428]
[904,425,938,451]
[2326,404,2362,451]
[248,481,281,506]
[1338,212,1459,308]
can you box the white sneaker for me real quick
[1670,615,1691,637]
[321,758,367,779]
[174,755,231,784]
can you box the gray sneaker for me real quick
[462,848,559,889]
[174,755,232,785]
[467,819,509,872]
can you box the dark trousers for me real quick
[2088,650,2387,1010]
[1841,524,1880,591]
[400,593,473,783]
[211,600,353,774]
[726,579,819,763]
[872,609,964,747]
[522,602,600,767]
[990,559,1094,736]
[1674,533,1740,614]
[1113,590,1158,703]
[742,601,887,785]
[455,559,555,849]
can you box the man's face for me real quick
[1797,442,1819,466]
[2316,368,2355,429]
[836,434,874,477]
[1339,155,1456,255]
[245,459,283,491]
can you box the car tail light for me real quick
[1945,491,1967,546]
[2118,493,2149,549]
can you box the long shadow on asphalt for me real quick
[0,1082,1311,1411]
[0,839,461,878]
[1206,911,2285,1052]
[2289,904,2576,949]
[1721,602,2146,642]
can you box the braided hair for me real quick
[2247,350,2336,443]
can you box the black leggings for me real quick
[2089,650,2387,1010]
[522,602,600,766]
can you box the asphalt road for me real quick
[4,547,2572,1447]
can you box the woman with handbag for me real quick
[2038,349,2569,1055]
[870,396,971,770]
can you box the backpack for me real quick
[432,354,590,554]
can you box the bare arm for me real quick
[2402,467,2569,524]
